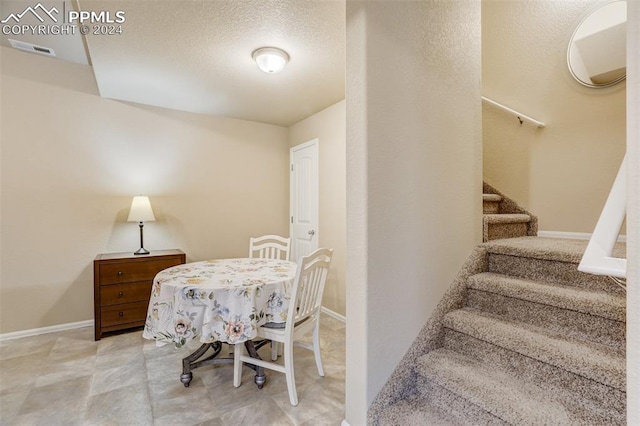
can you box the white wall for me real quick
[288,100,346,317]
[483,0,626,233]
[626,0,639,422]
[0,46,290,333]
[345,1,482,423]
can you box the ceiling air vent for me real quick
[8,39,56,57]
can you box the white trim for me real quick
[291,138,319,152]
[578,155,628,278]
[538,230,627,242]
[341,420,351,426]
[0,320,93,342]
[321,306,346,323]
[0,310,344,342]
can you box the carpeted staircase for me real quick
[483,182,537,242]
[368,236,626,425]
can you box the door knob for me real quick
[308,230,315,236]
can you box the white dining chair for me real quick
[248,234,291,360]
[249,235,291,261]
[233,247,333,406]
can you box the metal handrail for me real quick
[482,96,546,128]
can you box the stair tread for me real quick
[485,236,626,264]
[443,308,626,390]
[468,272,626,322]
[416,348,571,425]
[482,213,530,224]
[482,193,502,202]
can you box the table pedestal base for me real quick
[180,340,269,388]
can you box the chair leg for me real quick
[270,341,279,361]
[283,341,298,406]
[233,343,244,387]
[312,322,324,377]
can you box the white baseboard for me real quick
[538,230,626,242]
[2,310,344,342]
[321,306,346,323]
[1,310,343,342]
[0,320,93,342]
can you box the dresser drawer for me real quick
[101,301,149,327]
[94,249,185,340]
[99,258,181,285]
[100,281,152,306]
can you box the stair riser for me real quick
[416,377,508,426]
[483,201,500,214]
[467,289,626,350]
[487,223,529,240]
[443,329,626,422]
[374,399,470,426]
[488,253,623,295]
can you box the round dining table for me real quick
[142,257,297,387]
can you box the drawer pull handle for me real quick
[119,312,124,317]
[118,291,124,297]
[117,271,123,276]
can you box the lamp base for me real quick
[134,247,150,255]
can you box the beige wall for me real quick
[288,100,346,317]
[0,46,289,334]
[483,0,626,233]
[345,1,481,423]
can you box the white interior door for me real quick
[290,139,319,262]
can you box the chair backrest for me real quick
[249,235,291,261]
[286,248,333,329]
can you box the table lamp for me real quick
[127,195,155,255]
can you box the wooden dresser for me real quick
[93,249,186,340]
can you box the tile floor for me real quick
[0,314,345,425]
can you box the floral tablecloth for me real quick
[143,258,296,347]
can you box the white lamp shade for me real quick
[252,47,289,74]
[127,196,156,222]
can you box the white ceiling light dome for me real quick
[252,47,290,74]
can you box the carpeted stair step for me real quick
[443,308,626,391]
[416,380,509,425]
[482,193,502,214]
[442,328,627,423]
[415,348,572,425]
[486,237,626,295]
[483,213,530,241]
[466,272,626,349]
[376,397,472,426]
[368,235,627,426]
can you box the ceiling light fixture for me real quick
[252,47,290,74]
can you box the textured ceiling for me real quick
[1,0,346,126]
